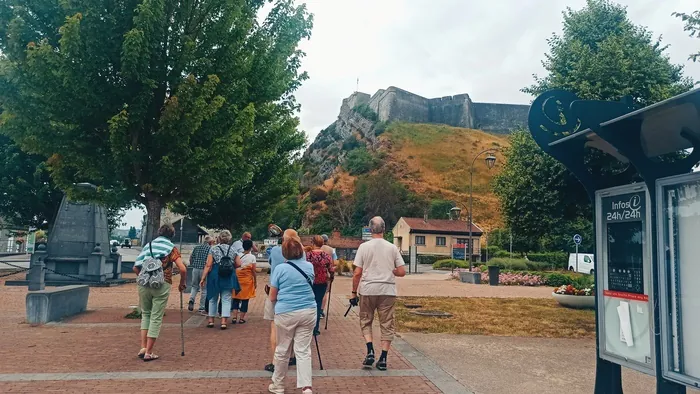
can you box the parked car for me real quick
[121,238,132,248]
[110,240,120,248]
[568,253,595,275]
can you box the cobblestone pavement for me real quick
[0,273,468,393]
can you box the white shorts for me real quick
[264,297,275,321]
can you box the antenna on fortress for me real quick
[356,78,359,93]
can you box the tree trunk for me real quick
[144,198,163,243]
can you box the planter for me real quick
[552,292,595,309]
[459,271,481,284]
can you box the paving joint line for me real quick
[393,336,474,394]
[0,369,424,382]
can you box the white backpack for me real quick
[137,243,165,289]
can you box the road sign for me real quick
[263,238,278,246]
[362,226,372,241]
[573,234,582,245]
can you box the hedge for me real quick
[433,259,470,270]
[487,258,528,271]
[402,254,443,266]
[525,251,568,269]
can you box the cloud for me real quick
[294,0,700,142]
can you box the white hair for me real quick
[369,216,385,234]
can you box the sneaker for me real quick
[198,309,207,316]
[268,383,284,394]
[376,359,387,371]
[188,300,194,312]
[288,357,297,366]
[264,363,275,373]
[363,352,375,367]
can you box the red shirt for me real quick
[306,250,332,284]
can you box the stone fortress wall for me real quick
[348,86,528,133]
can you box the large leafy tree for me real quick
[497,0,693,252]
[0,135,63,228]
[674,10,700,62]
[0,0,312,241]
[172,124,305,231]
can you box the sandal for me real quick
[238,319,246,324]
[220,324,227,330]
[137,348,147,359]
[143,353,159,362]
[207,322,215,328]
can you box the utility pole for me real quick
[509,229,513,259]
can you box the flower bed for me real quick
[552,285,595,309]
[449,268,545,286]
[553,284,594,296]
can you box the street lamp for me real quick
[468,148,499,271]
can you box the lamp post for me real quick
[468,149,498,271]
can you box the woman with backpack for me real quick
[133,224,188,362]
[306,235,333,336]
[268,235,316,394]
[199,230,241,329]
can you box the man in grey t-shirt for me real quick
[351,216,406,371]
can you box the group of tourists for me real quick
[132,215,406,394]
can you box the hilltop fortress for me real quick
[344,86,529,133]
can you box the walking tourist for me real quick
[189,236,214,314]
[232,231,258,256]
[268,235,316,394]
[199,230,241,329]
[320,234,337,319]
[264,229,299,372]
[350,216,406,371]
[232,239,257,324]
[306,235,332,335]
[134,224,187,362]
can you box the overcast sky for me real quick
[121,0,700,229]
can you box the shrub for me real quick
[344,147,378,175]
[374,121,389,135]
[433,259,469,270]
[492,249,511,258]
[525,261,550,271]
[485,245,501,256]
[352,103,379,122]
[542,272,574,287]
[342,136,362,151]
[309,187,328,203]
[488,258,528,271]
[526,251,568,269]
[403,254,443,266]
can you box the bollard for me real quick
[28,244,47,291]
[488,265,500,286]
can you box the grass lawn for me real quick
[396,297,595,339]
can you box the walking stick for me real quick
[179,291,186,356]
[313,333,324,370]
[324,280,333,330]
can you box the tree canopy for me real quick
[674,10,700,62]
[496,0,693,253]
[0,135,63,228]
[0,0,312,240]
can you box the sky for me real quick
[120,0,700,229]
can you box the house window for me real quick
[415,236,426,245]
[456,238,469,245]
[436,237,446,246]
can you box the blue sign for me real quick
[452,245,466,260]
[573,234,582,245]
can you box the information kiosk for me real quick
[596,185,654,374]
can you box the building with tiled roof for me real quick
[392,216,483,257]
[300,230,364,260]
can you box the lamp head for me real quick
[485,154,497,169]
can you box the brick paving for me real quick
[0,273,468,393]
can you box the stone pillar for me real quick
[86,244,107,283]
[28,244,47,291]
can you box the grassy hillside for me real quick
[314,122,509,232]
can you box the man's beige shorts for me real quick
[264,297,275,321]
[359,295,396,341]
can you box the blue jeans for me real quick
[208,290,232,318]
[312,283,327,333]
[189,268,207,310]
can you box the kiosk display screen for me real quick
[606,222,644,294]
[659,175,700,386]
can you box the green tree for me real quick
[498,0,693,252]
[429,199,455,219]
[0,135,63,228]
[674,10,700,62]
[128,226,137,239]
[0,0,313,241]
[524,0,693,105]
[344,147,378,175]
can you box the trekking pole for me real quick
[313,334,324,370]
[324,280,333,330]
[343,303,353,317]
[179,291,185,356]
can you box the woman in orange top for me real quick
[232,239,257,324]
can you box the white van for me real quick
[568,253,595,275]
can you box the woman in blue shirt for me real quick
[268,235,316,394]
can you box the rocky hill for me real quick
[301,88,521,232]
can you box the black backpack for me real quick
[218,245,235,277]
